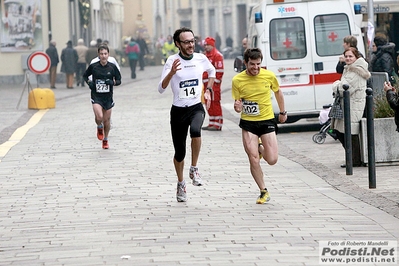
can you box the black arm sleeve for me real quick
[381,53,394,74]
[386,90,399,110]
[336,61,345,74]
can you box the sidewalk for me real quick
[0,61,398,265]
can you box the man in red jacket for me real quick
[202,37,224,131]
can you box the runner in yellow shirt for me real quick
[232,48,287,204]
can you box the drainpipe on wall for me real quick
[47,0,52,41]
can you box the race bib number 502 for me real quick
[242,100,260,115]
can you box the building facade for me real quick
[1,0,257,84]
[124,0,257,56]
[151,0,258,52]
[0,0,123,85]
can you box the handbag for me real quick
[328,89,343,119]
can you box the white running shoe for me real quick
[176,182,187,202]
[189,167,203,186]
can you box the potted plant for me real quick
[359,77,399,163]
[374,95,395,118]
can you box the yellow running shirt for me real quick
[232,68,279,121]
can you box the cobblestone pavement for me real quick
[0,60,398,265]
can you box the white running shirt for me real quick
[88,56,121,82]
[158,53,216,107]
[90,56,120,70]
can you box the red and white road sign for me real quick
[27,51,51,74]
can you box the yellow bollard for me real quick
[44,88,56,108]
[28,88,56,109]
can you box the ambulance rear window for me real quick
[314,14,350,56]
[269,17,306,60]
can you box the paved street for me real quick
[0,60,398,265]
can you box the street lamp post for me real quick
[367,0,375,60]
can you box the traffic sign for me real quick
[27,51,51,74]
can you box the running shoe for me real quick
[102,140,109,149]
[189,167,203,186]
[176,182,187,202]
[97,126,104,140]
[256,189,270,204]
[258,138,263,159]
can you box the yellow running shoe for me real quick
[258,138,263,159]
[256,189,270,204]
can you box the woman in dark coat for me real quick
[369,36,396,83]
[384,81,399,132]
[61,40,79,88]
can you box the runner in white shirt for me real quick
[158,27,216,202]
[88,52,120,82]
[90,56,120,70]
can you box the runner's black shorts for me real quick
[170,103,205,162]
[91,95,114,110]
[239,119,277,137]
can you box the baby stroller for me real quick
[312,104,338,144]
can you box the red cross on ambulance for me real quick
[283,38,292,48]
[328,32,338,42]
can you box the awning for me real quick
[355,0,399,14]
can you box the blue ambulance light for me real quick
[354,4,361,14]
[255,12,263,23]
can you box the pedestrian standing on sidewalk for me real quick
[369,35,396,84]
[61,40,78,89]
[83,44,122,149]
[336,35,363,74]
[215,32,221,51]
[136,33,149,71]
[202,37,224,131]
[86,40,98,65]
[384,81,399,132]
[331,47,370,167]
[241,37,248,56]
[194,36,204,53]
[232,48,287,204]
[74,38,88,87]
[161,35,178,64]
[45,40,59,89]
[158,27,216,202]
[125,37,140,79]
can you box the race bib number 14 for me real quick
[179,79,199,99]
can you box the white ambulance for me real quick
[236,0,365,123]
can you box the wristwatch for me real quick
[279,111,287,115]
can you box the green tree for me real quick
[79,0,90,29]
